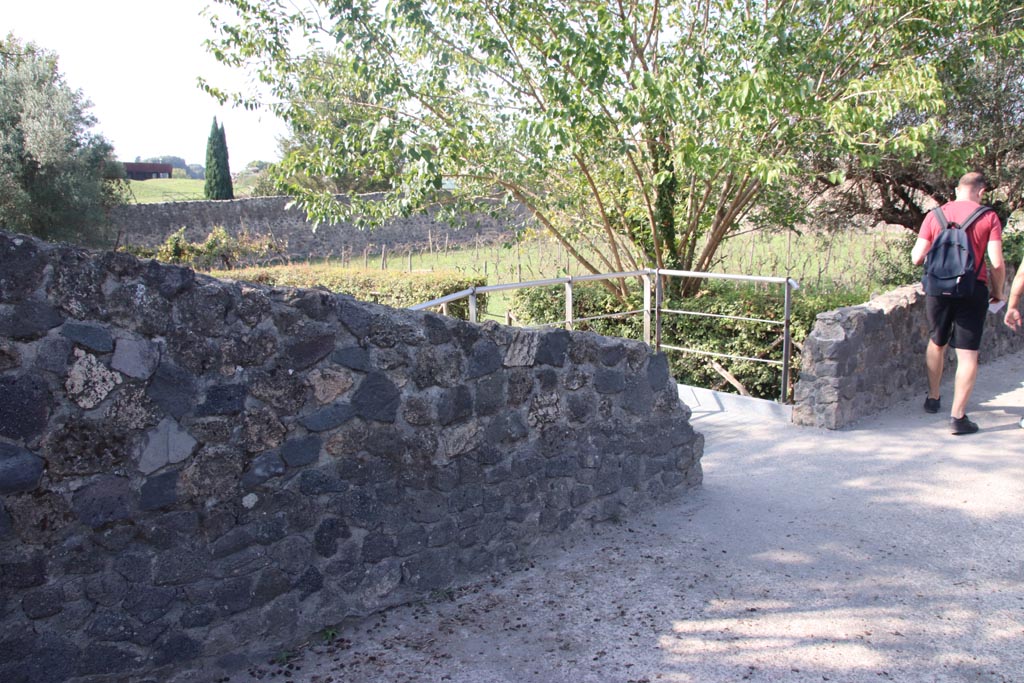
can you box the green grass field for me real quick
[128,176,263,204]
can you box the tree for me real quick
[0,33,129,246]
[204,117,233,200]
[807,45,1024,234]
[203,1,1021,299]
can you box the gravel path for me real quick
[226,352,1024,683]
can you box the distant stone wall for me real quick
[110,195,518,260]
[793,268,1024,429]
[0,232,703,682]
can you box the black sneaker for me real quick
[950,414,979,435]
[924,396,941,413]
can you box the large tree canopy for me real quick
[0,34,128,246]
[203,0,1022,297]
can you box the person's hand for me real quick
[1006,307,1023,331]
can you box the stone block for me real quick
[438,385,473,426]
[196,383,247,416]
[241,454,286,491]
[20,586,63,619]
[145,361,196,419]
[0,301,64,340]
[0,444,44,494]
[352,372,400,423]
[467,340,502,378]
[535,329,569,367]
[283,331,336,370]
[594,367,625,394]
[72,476,134,528]
[401,549,454,590]
[0,373,51,440]
[111,337,160,379]
[138,418,198,475]
[280,434,322,468]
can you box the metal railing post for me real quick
[469,288,478,323]
[564,278,574,331]
[642,272,652,347]
[654,270,663,352]
[780,278,793,403]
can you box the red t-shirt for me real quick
[918,200,1003,284]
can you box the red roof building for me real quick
[124,163,174,181]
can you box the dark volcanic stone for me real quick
[594,367,625,394]
[467,340,502,378]
[241,452,286,490]
[153,634,202,666]
[280,434,322,467]
[283,331,336,370]
[72,476,135,528]
[352,372,400,423]
[1,554,46,588]
[143,260,195,299]
[146,362,196,419]
[0,301,64,340]
[337,296,372,338]
[438,385,472,426]
[21,586,64,619]
[300,402,356,432]
[0,234,46,300]
[295,565,323,598]
[330,345,370,371]
[535,330,569,366]
[61,321,114,353]
[648,352,670,389]
[0,374,50,440]
[0,443,44,494]
[139,471,179,511]
[196,384,247,416]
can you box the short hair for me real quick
[958,172,989,191]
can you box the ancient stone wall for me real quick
[110,195,517,260]
[0,232,703,683]
[793,268,1024,429]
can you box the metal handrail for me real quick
[410,267,800,403]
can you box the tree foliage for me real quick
[809,44,1024,233]
[204,117,234,200]
[0,33,129,246]
[203,0,1023,298]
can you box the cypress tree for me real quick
[204,117,234,200]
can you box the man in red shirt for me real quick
[911,172,1006,434]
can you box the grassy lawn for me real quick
[127,176,263,203]
[128,178,205,203]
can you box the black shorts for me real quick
[925,283,989,350]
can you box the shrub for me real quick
[123,227,285,270]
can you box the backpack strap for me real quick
[930,207,949,229]
[931,205,992,231]
[958,206,993,231]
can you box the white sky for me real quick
[2,0,289,171]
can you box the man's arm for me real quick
[987,238,1006,301]
[911,237,931,266]
[1004,258,1024,331]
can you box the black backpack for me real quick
[922,206,992,298]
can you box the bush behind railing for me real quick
[511,281,863,400]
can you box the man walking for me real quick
[911,172,1005,434]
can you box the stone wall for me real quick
[793,269,1024,429]
[110,195,518,259]
[0,232,703,683]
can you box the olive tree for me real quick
[202,0,1020,298]
[0,34,128,246]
